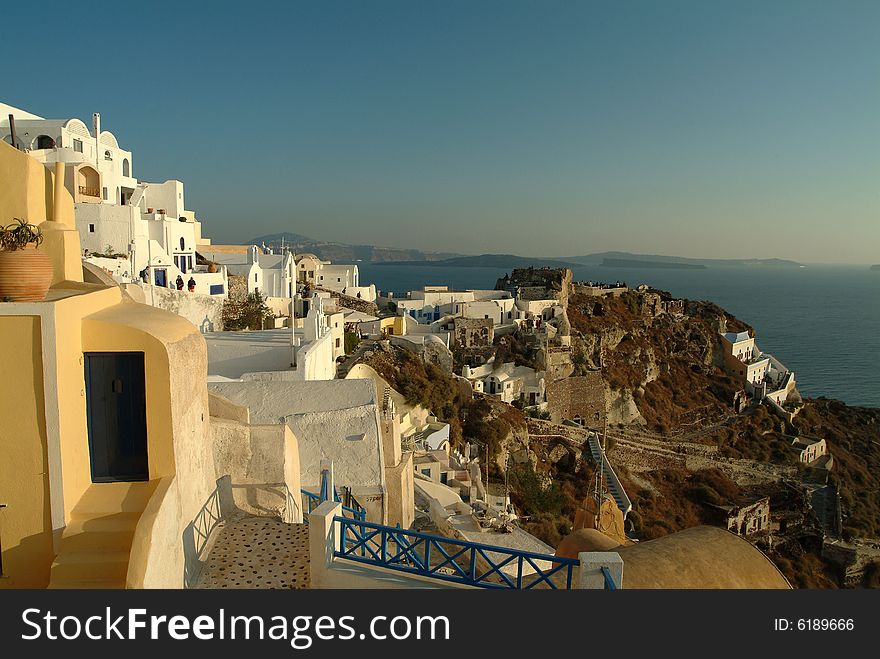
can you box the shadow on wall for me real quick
[181,476,300,587]
[182,479,225,588]
[0,530,54,589]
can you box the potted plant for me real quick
[0,218,53,302]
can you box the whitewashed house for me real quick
[396,286,515,325]
[204,246,295,298]
[0,102,227,298]
[463,359,546,407]
[295,253,376,301]
[719,331,796,402]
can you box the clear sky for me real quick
[3,1,878,263]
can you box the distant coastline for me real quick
[600,257,706,270]
[373,254,582,269]
[871,264,880,271]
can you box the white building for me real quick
[463,359,546,406]
[295,253,376,302]
[208,378,414,528]
[202,245,295,299]
[720,331,795,402]
[790,436,827,464]
[396,286,516,325]
[1,102,227,298]
[205,293,338,381]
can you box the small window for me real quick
[88,224,95,233]
[179,237,185,251]
[254,273,258,282]
[104,150,112,161]
[335,338,341,348]
[73,138,83,153]
[102,187,108,200]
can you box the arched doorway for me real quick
[33,135,55,149]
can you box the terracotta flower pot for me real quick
[0,246,54,302]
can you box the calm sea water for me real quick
[359,262,880,408]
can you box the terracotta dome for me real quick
[555,528,621,560]
[617,526,790,589]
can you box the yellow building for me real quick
[0,141,302,589]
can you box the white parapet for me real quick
[577,551,624,589]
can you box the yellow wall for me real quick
[0,316,53,588]
[0,141,60,225]
[0,140,80,286]
[381,316,406,336]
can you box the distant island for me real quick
[871,264,880,271]
[373,254,583,269]
[246,232,461,263]
[240,233,805,269]
[562,251,803,268]
[600,257,706,270]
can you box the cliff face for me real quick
[567,291,750,432]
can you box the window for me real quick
[254,273,258,282]
[102,187,108,200]
[122,159,130,177]
[104,150,112,161]
[335,338,341,348]
[88,224,95,233]
[73,138,83,153]
[179,237,185,251]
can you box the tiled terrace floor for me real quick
[195,516,310,589]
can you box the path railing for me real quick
[601,566,617,590]
[334,515,579,589]
[302,488,365,523]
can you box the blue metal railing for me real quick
[302,488,365,524]
[334,515,579,589]
[601,566,617,590]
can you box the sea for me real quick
[358,262,880,409]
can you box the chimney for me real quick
[93,112,101,169]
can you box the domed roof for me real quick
[555,528,621,559]
[424,334,445,345]
[617,526,790,589]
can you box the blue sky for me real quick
[3,1,879,263]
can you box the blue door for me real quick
[84,352,149,482]
[154,268,167,287]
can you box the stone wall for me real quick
[140,284,225,333]
[546,371,607,428]
[453,317,494,348]
[315,286,379,317]
[496,267,572,306]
